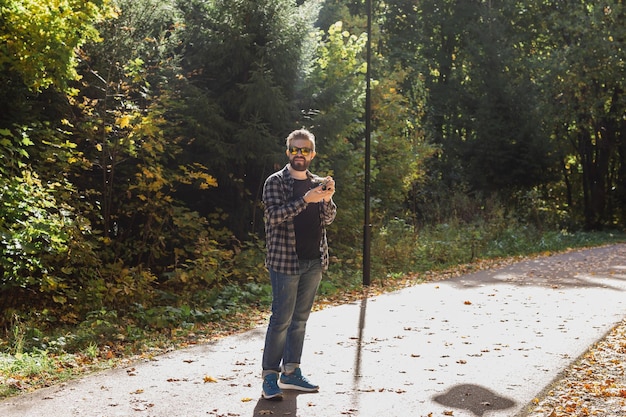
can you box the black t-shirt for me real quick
[293,179,322,260]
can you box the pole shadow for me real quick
[433,384,516,416]
[351,287,369,410]
[354,287,369,380]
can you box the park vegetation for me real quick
[1,0,625,393]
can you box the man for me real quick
[261,129,337,400]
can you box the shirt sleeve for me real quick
[263,174,308,226]
[320,199,337,226]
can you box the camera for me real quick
[315,179,329,190]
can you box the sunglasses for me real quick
[289,146,312,156]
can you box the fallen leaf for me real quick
[241,397,252,402]
[204,375,218,383]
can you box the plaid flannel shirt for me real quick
[263,164,337,275]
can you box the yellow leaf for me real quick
[203,375,217,383]
[241,397,253,402]
[117,115,132,129]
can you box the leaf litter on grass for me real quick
[526,318,626,417]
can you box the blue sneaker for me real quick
[262,373,283,400]
[278,368,319,392]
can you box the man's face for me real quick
[287,138,316,172]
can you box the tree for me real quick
[175,0,322,237]
[71,0,216,273]
[533,1,626,228]
[415,1,557,194]
[0,0,112,324]
[0,0,111,92]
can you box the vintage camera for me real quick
[314,178,329,190]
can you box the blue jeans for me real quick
[262,260,323,374]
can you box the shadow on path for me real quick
[447,244,626,291]
[351,289,369,412]
[252,391,318,416]
[433,384,516,416]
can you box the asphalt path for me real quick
[1,244,625,417]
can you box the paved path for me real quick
[2,244,626,417]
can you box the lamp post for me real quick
[363,0,372,287]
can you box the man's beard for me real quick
[290,157,310,171]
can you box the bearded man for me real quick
[260,129,337,400]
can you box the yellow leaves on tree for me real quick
[178,163,218,190]
[0,0,114,92]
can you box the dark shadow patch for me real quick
[433,384,516,416]
[446,245,626,291]
[252,390,317,417]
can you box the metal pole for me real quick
[363,0,372,287]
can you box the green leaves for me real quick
[0,171,70,291]
[533,0,626,228]
[0,0,112,92]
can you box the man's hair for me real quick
[285,129,316,151]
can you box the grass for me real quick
[0,348,108,398]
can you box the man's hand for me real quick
[304,176,335,203]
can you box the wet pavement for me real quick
[1,244,625,417]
